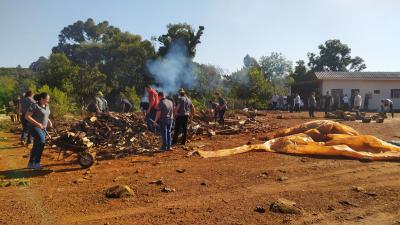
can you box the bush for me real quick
[37,85,76,119]
[191,98,206,111]
[121,86,141,111]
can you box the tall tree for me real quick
[155,23,204,58]
[259,52,292,82]
[307,39,366,72]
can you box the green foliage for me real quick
[259,52,292,82]
[307,39,366,72]
[0,76,17,108]
[38,85,76,119]
[191,98,206,111]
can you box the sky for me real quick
[1,0,399,73]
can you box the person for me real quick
[294,94,301,112]
[121,98,133,113]
[25,92,52,169]
[342,94,349,111]
[271,94,278,110]
[350,93,355,110]
[364,93,369,111]
[153,92,174,151]
[308,92,316,118]
[278,95,284,110]
[352,91,362,117]
[19,90,35,146]
[323,91,332,116]
[14,96,21,122]
[145,85,159,132]
[99,92,109,113]
[287,94,294,113]
[209,100,219,122]
[87,92,104,114]
[215,92,227,125]
[172,88,195,145]
[381,99,394,118]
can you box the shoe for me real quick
[33,163,42,170]
[27,162,35,169]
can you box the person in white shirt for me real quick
[294,94,301,112]
[272,94,278,110]
[352,91,362,117]
[342,94,349,111]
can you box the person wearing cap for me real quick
[153,92,174,151]
[172,88,195,145]
[145,84,159,132]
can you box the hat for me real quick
[178,88,185,93]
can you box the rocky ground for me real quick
[1,111,400,225]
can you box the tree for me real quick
[259,52,292,82]
[0,76,17,108]
[290,60,313,82]
[29,56,49,72]
[155,23,204,58]
[307,39,366,72]
[243,54,259,68]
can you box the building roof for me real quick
[315,72,400,80]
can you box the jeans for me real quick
[20,118,32,144]
[309,106,315,118]
[218,109,226,125]
[29,126,46,164]
[160,118,173,151]
[294,103,300,112]
[173,115,189,145]
[146,108,157,132]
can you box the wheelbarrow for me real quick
[46,131,96,169]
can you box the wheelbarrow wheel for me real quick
[78,152,95,168]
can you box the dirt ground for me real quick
[1,111,400,225]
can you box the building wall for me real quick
[321,80,400,111]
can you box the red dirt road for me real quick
[1,112,400,225]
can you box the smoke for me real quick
[146,40,197,96]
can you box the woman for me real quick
[25,92,52,169]
[308,92,316,118]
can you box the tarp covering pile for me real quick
[196,120,400,161]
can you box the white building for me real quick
[315,72,400,111]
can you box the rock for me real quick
[176,169,186,173]
[73,179,85,184]
[255,206,266,213]
[113,176,125,182]
[105,185,134,198]
[270,198,301,214]
[200,181,208,186]
[352,186,366,193]
[161,187,175,193]
[277,176,288,182]
[149,179,164,185]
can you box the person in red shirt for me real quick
[145,84,159,132]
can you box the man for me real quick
[209,100,219,122]
[99,92,109,113]
[294,94,301,112]
[215,92,227,125]
[87,92,104,114]
[153,92,174,151]
[173,88,195,145]
[19,90,35,146]
[308,92,316,118]
[121,98,133,113]
[145,85,159,132]
[364,93,370,111]
[342,94,349,111]
[381,99,394,118]
[272,94,278,110]
[324,91,332,116]
[287,94,294,113]
[353,91,362,117]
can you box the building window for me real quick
[391,89,400,99]
[374,90,380,94]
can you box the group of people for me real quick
[271,94,302,112]
[17,90,52,170]
[144,85,227,151]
